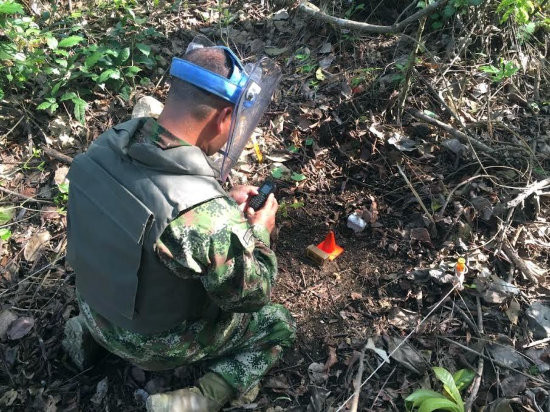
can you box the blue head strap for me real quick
[169,46,249,104]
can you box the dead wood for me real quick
[349,345,367,412]
[407,109,493,153]
[297,0,448,34]
[465,297,484,412]
[505,178,550,209]
[0,185,53,204]
[501,241,541,284]
[41,145,74,165]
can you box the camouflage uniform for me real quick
[77,120,296,395]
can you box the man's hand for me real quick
[229,185,259,211]
[246,194,278,234]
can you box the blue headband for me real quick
[169,46,249,104]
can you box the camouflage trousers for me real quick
[79,299,296,394]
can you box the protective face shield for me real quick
[169,35,282,181]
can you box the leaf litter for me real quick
[0,1,549,411]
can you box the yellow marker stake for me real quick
[251,135,263,163]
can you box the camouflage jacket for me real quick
[139,119,277,313]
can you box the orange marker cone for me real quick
[317,231,344,261]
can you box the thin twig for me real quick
[349,345,367,412]
[298,0,448,34]
[0,186,53,204]
[524,337,550,349]
[438,174,494,217]
[40,145,73,164]
[440,337,550,387]
[501,241,540,284]
[465,297,484,412]
[369,367,396,410]
[396,164,435,225]
[407,109,493,153]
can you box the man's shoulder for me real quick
[170,196,242,232]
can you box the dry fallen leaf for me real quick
[350,292,363,300]
[23,230,51,262]
[410,228,432,244]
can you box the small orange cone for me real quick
[316,231,344,261]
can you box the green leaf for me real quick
[453,369,475,392]
[124,65,141,77]
[417,0,426,8]
[418,398,462,412]
[55,58,68,68]
[0,228,11,241]
[431,21,444,29]
[0,88,4,100]
[271,167,283,179]
[57,182,69,194]
[72,97,87,124]
[84,51,104,68]
[433,367,463,409]
[98,69,121,83]
[60,92,77,101]
[37,101,52,110]
[136,43,151,57]
[118,47,130,63]
[290,201,304,209]
[46,36,58,50]
[291,172,307,182]
[288,145,299,153]
[0,1,24,14]
[0,207,15,225]
[405,390,447,411]
[305,138,314,146]
[58,35,85,48]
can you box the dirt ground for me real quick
[0,1,549,411]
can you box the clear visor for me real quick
[183,36,282,181]
[219,58,281,181]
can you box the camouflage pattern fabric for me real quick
[77,135,295,394]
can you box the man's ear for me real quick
[215,106,233,134]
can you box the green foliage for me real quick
[405,367,475,412]
[418,0,484,30]
[54,181,69,211]
[0,0,161,123]
[291,172,307,182]
[0,228,11,241]
[0,206,15,225]
[479,59,519,82]
[497,0,535,24]
[278,200,305,218]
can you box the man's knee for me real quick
[257,304,296,347]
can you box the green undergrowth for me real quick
[0,0,163,124]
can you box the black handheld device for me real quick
[249,180,277,211]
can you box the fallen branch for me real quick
[407,109,493,153]
[40,145,73,164]
[297,0,448,34]
[524,337,550,349]
[505,178,550,209]
[0,185,53,204]
[465,297,484,412]
[501,241,541,284]
[349,345,367,412]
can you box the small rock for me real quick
[132,96,164,119]
[0,310,18,341]
[319,42,332,54]
[526,302,550,339]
